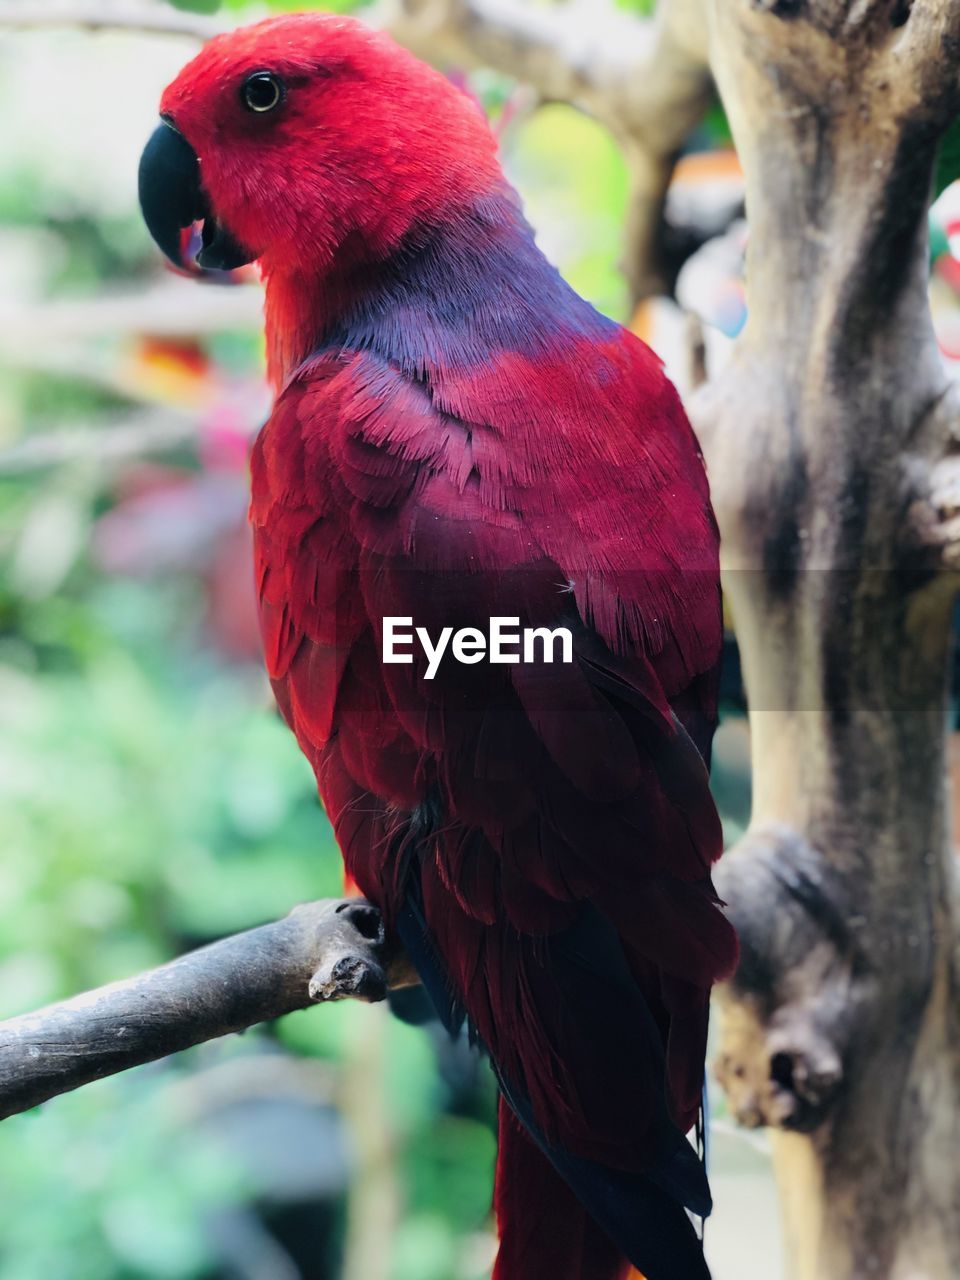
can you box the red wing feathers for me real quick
[250,341,737,1168]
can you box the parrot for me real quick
[138,14,738,1280]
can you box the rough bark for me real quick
[687,1,960,1276]
[0,899,415,1120]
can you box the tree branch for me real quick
[0,899,416,1121]
[0,410,201,475]
[900,384,960,569]
[385,0,666,124]
[0,1,223,39]
[712,826,855,1131]
[0,280,264,348]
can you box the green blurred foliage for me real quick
[0,2,511,1265]
[168,0,223,13]
[0,1074,249,1280]
[504,104,630,320]
[0,449,499,1277]
[937,116,960,197]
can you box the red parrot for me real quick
[139,15,737,1280]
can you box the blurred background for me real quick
[2,1,959,1277]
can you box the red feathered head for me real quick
[139,13,501,277]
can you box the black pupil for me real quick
[244,74,280,111]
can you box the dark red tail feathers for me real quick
[494,1100,633,1280]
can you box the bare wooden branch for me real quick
[0,899,416,1121]
[0,410,201,474]
[0,1,223,39]
[712,827,855,1133]
[900,385,960,568]
[385,0,675,123]
[0,280,264,349]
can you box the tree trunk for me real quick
[689,1,960,1276]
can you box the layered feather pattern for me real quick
[250,188,737,1280]
[151,14,738,1274]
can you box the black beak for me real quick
[138,120,254,273]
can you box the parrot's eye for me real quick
[241,72,284,114]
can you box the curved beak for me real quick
[137,120,253,273]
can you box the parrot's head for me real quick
[138,12,503,278]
